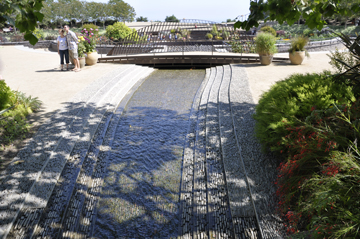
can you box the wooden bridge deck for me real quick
[98,53,289,68]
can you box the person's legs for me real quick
[65,49,70,70]
[72,49,81,72]
[69,50,74,68]
[59,50,65,70]
[74,59,80,71]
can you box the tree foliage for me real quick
[105,21,134,40]
[165,15,179,22]
[136,16,148,22]
[0,0,45,45]
[1,0,136,44]
[108,0,135,22]
[235,0,360,31]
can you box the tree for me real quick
[165,15,179,22]
[0,0,45,45]
[86,1,101,25]
[108,0,135,22]
[97,3,111,29]
[136,16,148,22]
[235,0,360,31]
[331,0,360,28]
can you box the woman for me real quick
[57,29,69,71]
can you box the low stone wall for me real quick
[49,42,113,55]
[0,40,54,48]
[276,37,343,53]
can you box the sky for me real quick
[85,0,251,23]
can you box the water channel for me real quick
[93,69,204,238]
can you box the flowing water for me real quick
[93,69,205,238]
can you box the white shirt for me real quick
[57,36,68,50]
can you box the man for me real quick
[64,25,80,72]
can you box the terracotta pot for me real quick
[85,51,98,66]
[289,51,305,65]
[79,57,85,68]
[259,54,273,65]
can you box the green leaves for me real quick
[24,32,39,45]
[0,0,45,45]
[234,0,360,31]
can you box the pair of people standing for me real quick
[57,25,81,72]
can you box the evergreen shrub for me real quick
[0,81,14,111]
[253,71,356,153]
[260,26,276,36]
[105,22,134,40]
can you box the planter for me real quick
[289,51,305,65]
[79,57,85,68]
[259,54,273,65]
[85,51,98,66]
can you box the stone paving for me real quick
[0,63,284,238]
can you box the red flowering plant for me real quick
[275,99,360,238]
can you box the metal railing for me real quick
[106,20,255,56]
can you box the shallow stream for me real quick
[93,69,205,238]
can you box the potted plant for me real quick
[288,36,309,65]
[255,32,277,65]
[77,37,86,68]
[81,25,99,66]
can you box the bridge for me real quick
[99,19,288,67]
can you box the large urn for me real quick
[85,51,99,66]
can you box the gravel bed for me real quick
[230,64,285,238]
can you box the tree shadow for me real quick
[228,100,284,237]
[90,106,190,238]
[0,100,103,238]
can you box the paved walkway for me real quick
[0,46,333,117]
[0,46,334,238]
[0,46,121,123]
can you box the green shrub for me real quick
[327,47,360,74]
[303,28,314,37]
[341,25,360,36]
[0,115,29,144]
[0,81,14,111]
[253,71,355,153]
[81,24,99,36]
[223,30,230,39]
[254,32,277,55]
[329,32,360,92]
[12,91,41,113]
[32,28,45,40]
[275,100,360,238]
[205,33,213,39]
[210,24,219,37]
[105,22,133,40]
[0,90,41,146]
[260,26,276,36]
